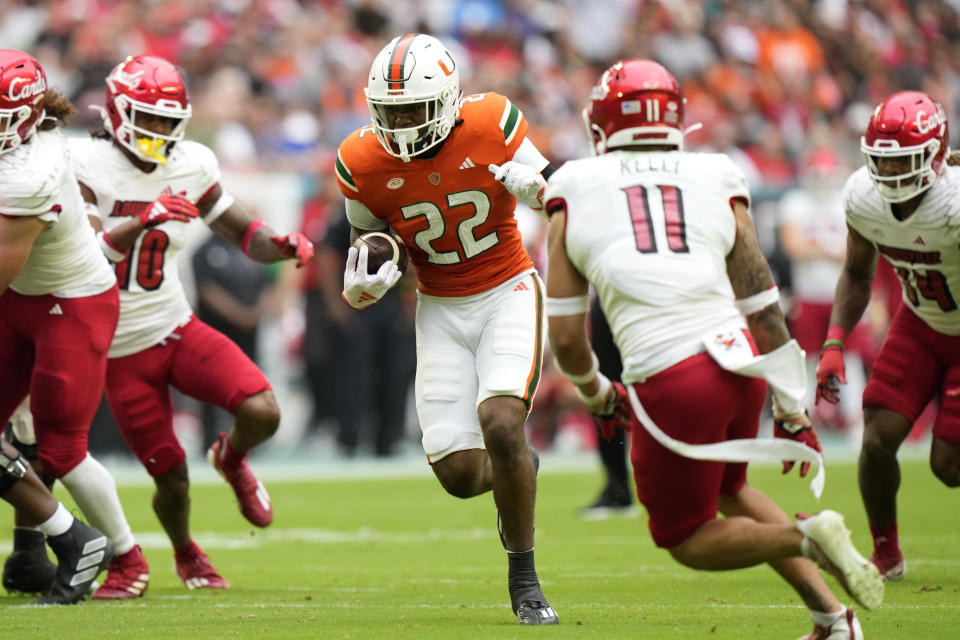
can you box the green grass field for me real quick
[2,456,958,639]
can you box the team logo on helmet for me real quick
[915,107,946,136]
[8,74,46,101]
[111,68,144,91]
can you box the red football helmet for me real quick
[583,59,686,155]
[860,90,949,203]
[101,55,191,165]
[0,49,47,156]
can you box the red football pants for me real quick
[0,286,119,477]
[629,352,767,549]
[105,316,271,477]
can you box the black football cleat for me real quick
[578,487,638,521]
[3,528,57,594]
[34,519,113,605]
[511,583,559,625]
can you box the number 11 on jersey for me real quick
[623,184,688,254]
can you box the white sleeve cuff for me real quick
[545,294,590,317]
[97,230,126,263]
[556,352,600,386]
[202,191,234,225]
[510,137,549,173]
[736,286,780,316]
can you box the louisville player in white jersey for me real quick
[0,49,121,604]
[779,149,878,433]
[816,90,960,583]
[65,54,313,593]
[336,34,556,624]
[545,60,882,639]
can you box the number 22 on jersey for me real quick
[400,190,500,264]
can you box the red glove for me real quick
[271,232,315,268]
[815,325,847,405]
[139,193,198,228]
[593,382,633,440]
[774,416,822,478]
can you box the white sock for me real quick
[36,502,73,537]
[810,607,845,627]
[59,454,135,555]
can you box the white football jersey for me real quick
[546,150,750,383]
[842,166,960,336]
[1,129,115,297]
[69,137,225,357]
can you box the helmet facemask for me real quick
[0,104,41,154]
[367,87,458,161]
[861,137,941,203]
[108,93,190,165]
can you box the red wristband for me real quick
[241,220,266,257]
[101,229,123,254]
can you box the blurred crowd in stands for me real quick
[5,0,956,457]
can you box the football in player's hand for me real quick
[353,231,409,275]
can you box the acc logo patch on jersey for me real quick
[386,177,405,189]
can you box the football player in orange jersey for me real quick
[336,33,558,625]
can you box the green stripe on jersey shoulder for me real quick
[499,99,521,145]
[336,153,358,192]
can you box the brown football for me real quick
[353,231,409,275]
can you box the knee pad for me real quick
[422,425,458,463]
[0,450,29,497]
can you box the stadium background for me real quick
[3,0,957,463]
[5,3,960,637]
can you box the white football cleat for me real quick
[798,510,884,611]
[797,608,863,640]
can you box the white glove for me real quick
[488,162,546,210]
[342,244,402,310]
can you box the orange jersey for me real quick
[335,92,535,297]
